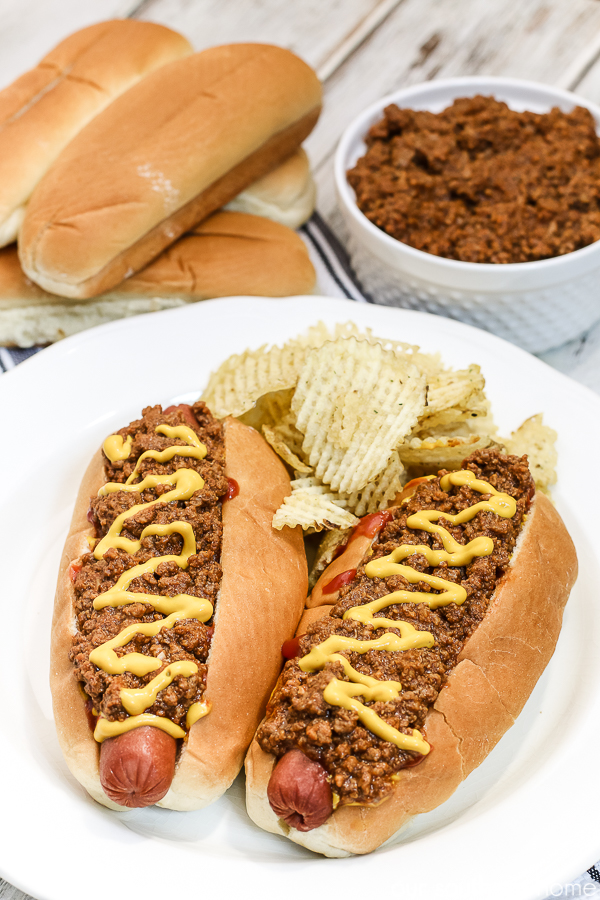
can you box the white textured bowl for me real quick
[335,77,600,354]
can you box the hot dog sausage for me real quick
[99,726,177,808]
[267,750,333,832]
[163,403,199,428]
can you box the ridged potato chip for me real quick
[262,424,312,474]
[202,343,309,419]
[292,337,426,493]
[425,365,485,412]
[294,320,420,357]
[271,451,406,532]
[202,322,375,421]
[418,366,488,431]
[272,477,359,532]
[202,320,557,535]
[504,413,557,493]
[345,450,406,517]
[308,527,353,589]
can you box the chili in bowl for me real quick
[335,76,600,354]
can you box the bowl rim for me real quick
[335,75,600,273]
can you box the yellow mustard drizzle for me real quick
[120,661,198,715]
[103,434,133,462]
[94,470,204,559]
[89,425,212,743]
[186,700,212,728]
[124,424,206,485]
[95,713,186,741]
[307,469,517,757]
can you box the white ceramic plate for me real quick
[1,296,598,900]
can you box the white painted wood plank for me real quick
[317,0,400,82]
[0,0,139,91]
[567,44,600,105]
[134,0,392,77]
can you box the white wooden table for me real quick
[1,2,599,897]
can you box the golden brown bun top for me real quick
[19,44,322,292]
[123,211,316,298]
[0,20,192,112]
[0,20,192,226]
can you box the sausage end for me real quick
[99,726,177,809]
[267,749,333,832]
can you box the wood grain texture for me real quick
[134,0,393,76]
[567,34,600,105]
[0,0,139,90]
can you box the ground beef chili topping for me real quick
[347,96,600,263]
[70,400,227,730]
[257,449,534,807]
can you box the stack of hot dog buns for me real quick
[19,42,321,298]
[0,25,321,344]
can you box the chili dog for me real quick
[50,401,307,810]
[245,450,578,856]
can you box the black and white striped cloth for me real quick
[1,213,598,898]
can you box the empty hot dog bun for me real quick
[50,409,307,810]
[245,459,577,857]
[0,20,192,248]
[0,212,316,346]
[20,44,322,299]
[225,149,316,228]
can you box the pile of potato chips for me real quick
[202,321,557,537]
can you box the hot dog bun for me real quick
[0,20,192,248]
[50,415,307,810]
[225,149,316,228]
[245,490,577,856]
[0,211,316,347]
[20,44,321,299]
[121,212,316,302]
